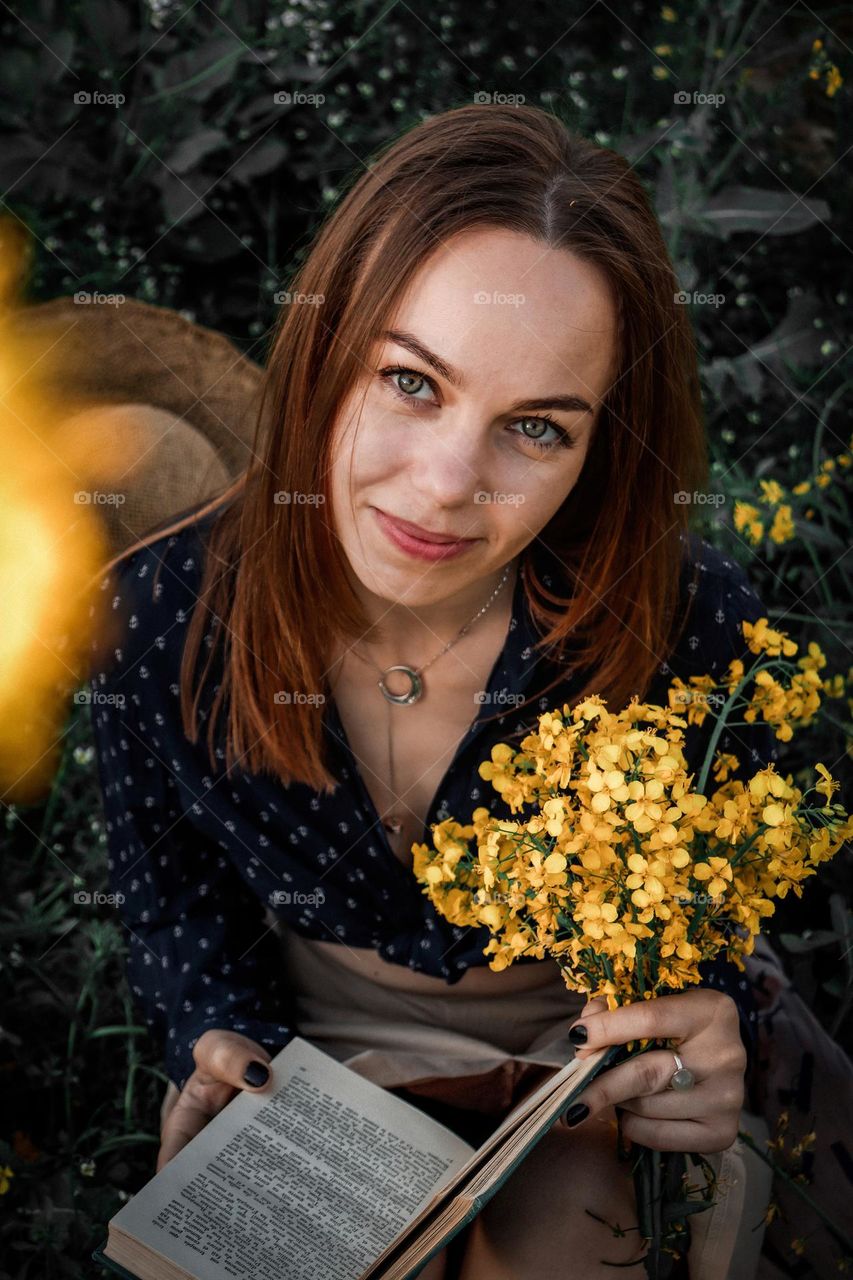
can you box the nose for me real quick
[408,424,484,511]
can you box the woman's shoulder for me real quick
[668,533,767,678]
[87,504,223,692]
[679,532,763,607]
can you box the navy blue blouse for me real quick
[87,506,776,1092]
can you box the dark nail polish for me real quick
[564,1102,589,1128]
[243,1060,270,1087]
[568,1023,588,1045]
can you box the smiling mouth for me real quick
[373,508,480,544]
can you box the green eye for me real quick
[378,366,577,451]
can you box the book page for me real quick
[364,1046,617,1280]
[359,1045,614,1280]
[107,1037,475,1280]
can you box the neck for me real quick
[348,557,520,668]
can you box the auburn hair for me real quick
[93,102,707,794]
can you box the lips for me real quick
[375,509,478,544]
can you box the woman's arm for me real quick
[88,557,296,1092]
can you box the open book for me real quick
[93,1035,616,1280]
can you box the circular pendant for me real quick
[378,664,423,705]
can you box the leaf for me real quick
[704,291,826,401]
[829,893,853,980]
[703,351,765,404]
[88,1025,149,1039]
[149,35,252,103]
[164,128,228,175]
[778,929,839,953]
[228,137,289,184]
[697,185,831,238]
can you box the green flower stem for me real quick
[737,1129,853,1255]
[694,654,799,796]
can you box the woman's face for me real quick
[328,226,618,609]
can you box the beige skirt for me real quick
[274,923,588,1120]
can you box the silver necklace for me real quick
[349,562,515,839]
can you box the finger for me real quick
[619,1111,738,1154]
[191,1030,275,1091]
[561,1049,699,1126]
[157,1086,237,1171]
[568,995,608,1060]
[568,988,737,1053]
[618,1081,738,1120]
[620,1059,744,1119]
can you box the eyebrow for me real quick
[381,328,595,415]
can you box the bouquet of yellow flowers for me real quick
[412,617,851,1275]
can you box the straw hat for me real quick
[11,295,268,558]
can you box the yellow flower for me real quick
[585,765,631,813]
[661,5,677,19]
[741,618,798,658]
[814,763,840,803]
[734,501,765,543]
[769,504,795,544]
[624,778,666,831]
[759,478,786,506]
[826,65,843,96]
[693,856,733,898]
[712,752,740,783]
[823,674,845,698]
[0,1165,13,1194]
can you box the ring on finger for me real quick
[667,1051,696,1092]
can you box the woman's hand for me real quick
[157,1030,275,1171]
[560,989,746,1153]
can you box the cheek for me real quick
[328,417,383,506]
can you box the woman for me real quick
[88,103,775,1277]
